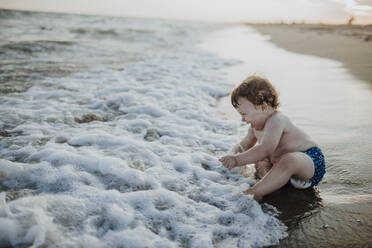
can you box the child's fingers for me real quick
[219,158,227,167]
[228,161,234,170]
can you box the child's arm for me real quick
[240,126,257,151]
[235,116,284,166]
[232,126,257,153]
[220,116,284,169]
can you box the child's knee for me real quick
[254,160,267,170]
[255,159,273,178]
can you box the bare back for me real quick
[252,111,317,163]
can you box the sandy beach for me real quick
[249,24,372,86]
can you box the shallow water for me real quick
[200,25,372,247]
[0,10,289,247]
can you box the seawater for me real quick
[0,10,286,247]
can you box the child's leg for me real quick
[244,152,314,201]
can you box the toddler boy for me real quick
[219,76,325,201]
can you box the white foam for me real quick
[0,14,287,247]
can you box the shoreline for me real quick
[248,24,372,86]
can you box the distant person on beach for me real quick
[219,76,325,201]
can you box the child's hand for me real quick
[219,155,238,170]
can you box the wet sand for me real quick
[202,24,372,247]
[249,24,372,86]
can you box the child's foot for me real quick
[254,160,272,179]
[243,188,263,201]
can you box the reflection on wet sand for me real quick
[263,183,323,230]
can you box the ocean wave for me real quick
[70,27,119,37]
[0,40,76,55]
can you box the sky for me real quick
[0,0,371,24]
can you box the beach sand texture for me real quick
[250,24,372,85]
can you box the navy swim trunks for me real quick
[302,146,326,187]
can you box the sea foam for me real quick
[0,10,286,247]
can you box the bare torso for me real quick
[253,111,317,163]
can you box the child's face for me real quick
[235,97,263,126]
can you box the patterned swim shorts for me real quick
[302,146,326,187]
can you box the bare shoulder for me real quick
[266,111,289,126]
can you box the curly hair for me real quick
[231,75,280,109]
